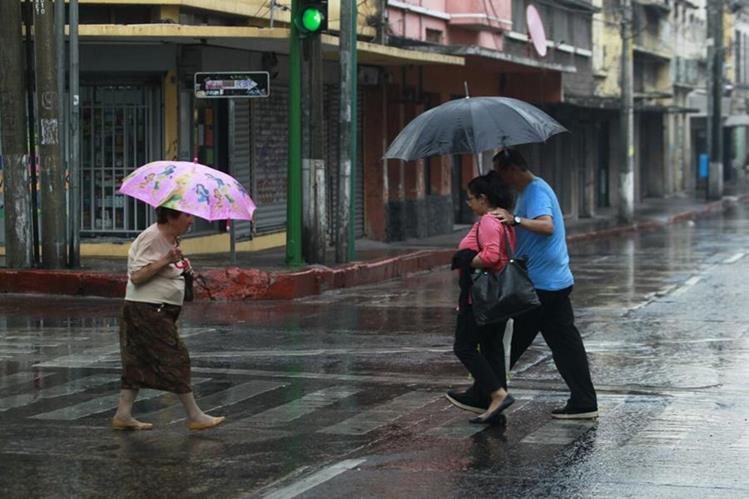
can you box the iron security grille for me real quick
[80,84,159,235]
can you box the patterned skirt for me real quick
[118,301,192,394]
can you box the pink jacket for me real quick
[458,214,516,272]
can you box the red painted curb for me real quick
[191,249,454,300]
[0,269,126,298]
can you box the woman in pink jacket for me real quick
[449,171,517,424]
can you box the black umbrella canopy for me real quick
[383,96,568,161]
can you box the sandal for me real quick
[112,418,154,431]
[187,415,226,431]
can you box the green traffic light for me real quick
[301,7,324,32]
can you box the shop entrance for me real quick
[80,83,161,236]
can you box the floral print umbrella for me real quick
[119,160,256,221]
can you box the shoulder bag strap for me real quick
[500,225,515,260]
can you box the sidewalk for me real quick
[1,186,746,300]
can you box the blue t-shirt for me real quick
[514,177,574,291]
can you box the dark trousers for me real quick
[510,286,597,409]
[453,307,507,401]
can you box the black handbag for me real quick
[470,226,540,326]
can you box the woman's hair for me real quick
[467,170,515,210]
[156,206,183,224]
[493,147,528,171]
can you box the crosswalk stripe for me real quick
[0,347,36,355]
[427,399,531,439]
[725,252,746,264]
[31,390,164,421]
[0,339,64,347]
[520,419,597,445]
[262,458,367,499]
[625,405,701,447]
[33,327,215,369]
[29,378,211,421]
[232,386,361,427]
[730,429,749,449]
[142,380,286,423]
[0,371,51,390]
[318,390,438,435]
[0,374,115,412]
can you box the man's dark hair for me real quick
[156,206,182,224]
[467,170,515,210]
[493,148,529,171]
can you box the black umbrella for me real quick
[383,96,567,161]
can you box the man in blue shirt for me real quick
[493,148,597,418]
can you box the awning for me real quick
[74,24,464,67]
[426,44,576,74]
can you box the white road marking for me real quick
[684,276,702,286]
[0,374,115,411]
[29,378,210,420]
[189,347,452,359]
[725,252,745,264]
[262,458,366,499]
[318,391,438,435]
[142,380,286,423]
[520,419,597,445]
[233,386,361,427]
[627,408,701,447]
[0,371,54,390]
[670,275,702,296]
[428,399,530,439]
[730,429,749,449]
[33,327,215,368]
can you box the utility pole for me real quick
[336,0,358,263]
[55,0,65,179]
[34,0,66,268]
[286,0,303,266]
[69,0,80,267]
[24,1,40,266]
[619,0,635,224]
[707,0,724,200]
[300,2,327,264]
[0,0,33,267]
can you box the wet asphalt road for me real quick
[2,201,749,498]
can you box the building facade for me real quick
[1,0,745,256]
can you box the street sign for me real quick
[194,71,270,98]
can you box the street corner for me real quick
[196,266,273,300]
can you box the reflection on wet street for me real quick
[2,200,749,497]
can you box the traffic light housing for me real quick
[296,0,328,36]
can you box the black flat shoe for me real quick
[469,394,516,425]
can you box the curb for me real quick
[0,269,127,298]
[195,249,454,300]
[0,197,741,301]
[565,199,729,244]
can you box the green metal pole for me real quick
[347,0,358,261]
[287,0,303,266]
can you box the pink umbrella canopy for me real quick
[119,160,256,221]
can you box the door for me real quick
[80,83,161,235]
[597,122,610,207]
